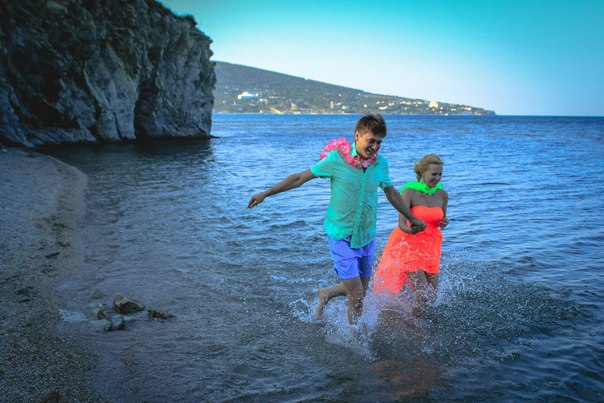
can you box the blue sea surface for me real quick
[50,115,604,401]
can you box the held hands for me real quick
[410,218,426,234]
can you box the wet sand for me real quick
[0,148,101,401]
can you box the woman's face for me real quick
[421,163,443,187]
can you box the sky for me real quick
[160,0,604,116]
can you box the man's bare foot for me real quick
[316,288,329,319]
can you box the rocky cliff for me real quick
[0,0,215,148]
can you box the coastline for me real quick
[0,148,101,401]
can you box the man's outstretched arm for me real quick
[248,169,316,208]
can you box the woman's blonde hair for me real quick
[414,154,444,180]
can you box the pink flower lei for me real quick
[319,137,377,169]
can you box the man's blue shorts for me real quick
[327,236,376,280]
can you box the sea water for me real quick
[50,115,604,401]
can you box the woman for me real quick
[373,154,448,316]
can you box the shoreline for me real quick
[0,148,101,401]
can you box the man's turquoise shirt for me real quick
[310,149,393,248]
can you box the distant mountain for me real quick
[213,61,494,116]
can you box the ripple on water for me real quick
[359,258,599,400]
[46,116,604,401]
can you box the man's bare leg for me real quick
[316,277,370,322]
[316,283,346,319]
[360,277,370,295]
[342,277,366,325]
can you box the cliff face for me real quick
[0,0,215,147]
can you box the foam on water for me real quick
[59,309,88,323]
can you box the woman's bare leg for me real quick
[425,273,439,305]
[407,271,435,316]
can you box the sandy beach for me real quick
[0,148,101,401]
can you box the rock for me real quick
[0,0,215,148]
[91,319,112,332]
[91,313,124,331]
[110,315,125,331]
[148,309,174,320]
[92,306,106,320]
[90,288,103,299]
[113,294,144,314]
[123,315,137,323]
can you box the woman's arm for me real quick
[439,190,449,229]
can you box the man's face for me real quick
[354,130,384,159]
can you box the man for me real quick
[248,113,425,324]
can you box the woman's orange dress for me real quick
[373,206,444,295]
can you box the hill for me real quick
[213,61,494,116]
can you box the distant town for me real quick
[213,61,495,116]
